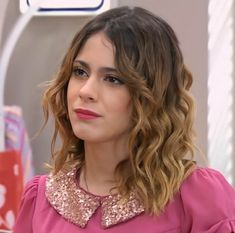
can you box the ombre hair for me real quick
[42,6,196,215]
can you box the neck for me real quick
[80,141,128,196]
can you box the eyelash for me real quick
[72,67,88,77]
[104,75,124,85]
[72,66,124,85]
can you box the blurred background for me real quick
[0,0,234,185]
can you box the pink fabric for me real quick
[13,168,235,233]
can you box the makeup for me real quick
[74,108,101,120]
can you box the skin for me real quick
[67,32,132,195]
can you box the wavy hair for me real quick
[42,6,196,215]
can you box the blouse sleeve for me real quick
[13,176,41,233]
[180,168,235,233]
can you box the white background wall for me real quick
[0,0,208,174]
[0,0,8,48]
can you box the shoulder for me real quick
[180,167,235,208]
[18,175,47,211]
[181,167,235,198]
[17,174,47,215]
[14,175,47,232]
[23,175,46,199]
[179,167,235,232]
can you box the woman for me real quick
[14,6,235,233]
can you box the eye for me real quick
[72,66,88,78]
[104,75,124,85]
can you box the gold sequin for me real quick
[101,192,145,227]
[45,169,144,228]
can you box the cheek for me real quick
[119,92,132,114]
[67,82,78,121]
[113,96,132,118]
[126,102,133,122]
[67,80,77,105]
[67,80,72,102]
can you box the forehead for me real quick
[75,32,116,68]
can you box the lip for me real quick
[74,108,101,120]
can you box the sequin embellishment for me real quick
[45,169,145,228]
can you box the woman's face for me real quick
[67,32,132,144]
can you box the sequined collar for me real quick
[45,169,144,228]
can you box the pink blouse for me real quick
[13,167,235,233]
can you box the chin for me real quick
[73,131,100,142]
[74,133,112,144]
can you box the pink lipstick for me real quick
[74,108,101,120]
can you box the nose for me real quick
[78,76,98,102]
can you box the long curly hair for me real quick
[42,6,196,215]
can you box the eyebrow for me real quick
[73,59,118,73]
